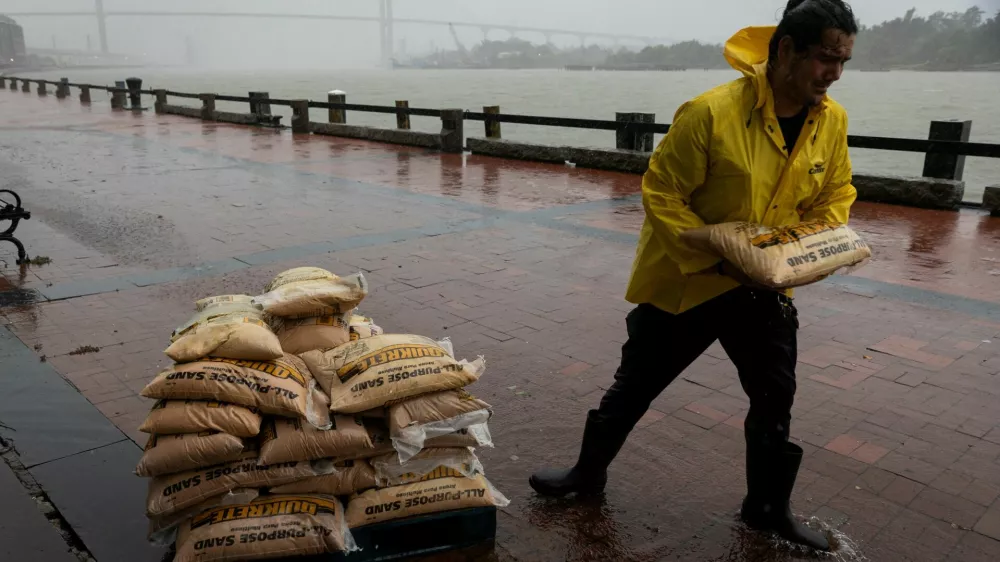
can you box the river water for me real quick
[27,67,1000,202]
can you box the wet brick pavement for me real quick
[2,90,1000,561]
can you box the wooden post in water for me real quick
[328,90,346,124]
[110,81,126,109]
[153,89,166,113]
[615,112,654,151]
[984,185,999,217]
[56,78,70,98]
[249,92,271,116]
[484,106,501,139]
[395,100,410,130]
[199,94,216,121]
[923,120,972,181]
[440,108,465,153]
[79,85,91,104]
[291,100,311,133]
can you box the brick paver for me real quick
[1,90,999,561]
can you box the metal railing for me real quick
[6,76,999,169]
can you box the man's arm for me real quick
[642,100,720,275]
[801,113,857,224]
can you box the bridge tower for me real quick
[95,0,108,53]
[379,0,395,68]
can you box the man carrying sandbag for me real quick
[529,0,858,551]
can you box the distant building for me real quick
[0,15,27,66]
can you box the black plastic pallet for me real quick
[306,506,497,561]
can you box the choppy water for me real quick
[26,67,1000,202]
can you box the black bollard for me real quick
[923,120,972,181]
[125,77,142,109]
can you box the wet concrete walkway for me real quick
[1,91,1000,561]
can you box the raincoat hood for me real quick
[724,26,777,110]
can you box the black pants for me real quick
[595,287,799,447]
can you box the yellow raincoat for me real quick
[625,26,857,314]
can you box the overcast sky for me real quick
[3,0,998,67]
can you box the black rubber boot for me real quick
[741,441,830,551]
[529,410,628,497]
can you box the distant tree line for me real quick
[406,7,1000,71]
[854,7,1000,70]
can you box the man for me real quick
[529,0,859,552]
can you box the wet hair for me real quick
[768,0,858,67]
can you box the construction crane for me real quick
[448,23,469,62]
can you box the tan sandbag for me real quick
[135,432,246,478]
[387,390,492,460]
[141,355,324,423]
[349,315,383,341]
[345,475,507,528]
[258,416,373,465]
[680,221,871,289]
[195,295,256,311]
[269,460,377,496]
[300,335,485,414]
[146,449,336,519]
[139,400,262,438]
[253,267,368,318]
[371,447,482,487]
[337,423,486,462]
[147,488,259,547]
[174,495,354,561]
[276,315,351,355]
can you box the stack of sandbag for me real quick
[136,291,357,557]
[299,332,507,531]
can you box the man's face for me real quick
[783,29,855,107]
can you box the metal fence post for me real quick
[79,85,91,104]
[395,100,410,130]
[8,78,16,90]
[616,112,654,151]
[36,80,46,96]
[291,100,310,133]
[440,108,464,153]
[56,78,70,99]
[153,89,166,113]
[328,90,346,124]
[21,79,30,93]
[0,78,5,90]
[484,106,501,139]
[200,93,216,120]
[923,120,972,181]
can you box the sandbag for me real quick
[371,447,482,487]
[166,297,282,363]
[147,488,259,547]
[387,390,492,461]
[345,475,508,528]
[275,314,351,355]
[135,432,246,478]
[259,416,373,465]
[146,449,336,519]
[139,400,262,438]
[680,221,871,289]
[195,295,257,311]
[174,494,354,562]
[269,460,377,496]
[141,355,329,427]
[254,267,368,318]
[349,315,383,341]
[339,423,489,462]
[300,335,485,414]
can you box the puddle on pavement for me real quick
[0,270,41,310]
